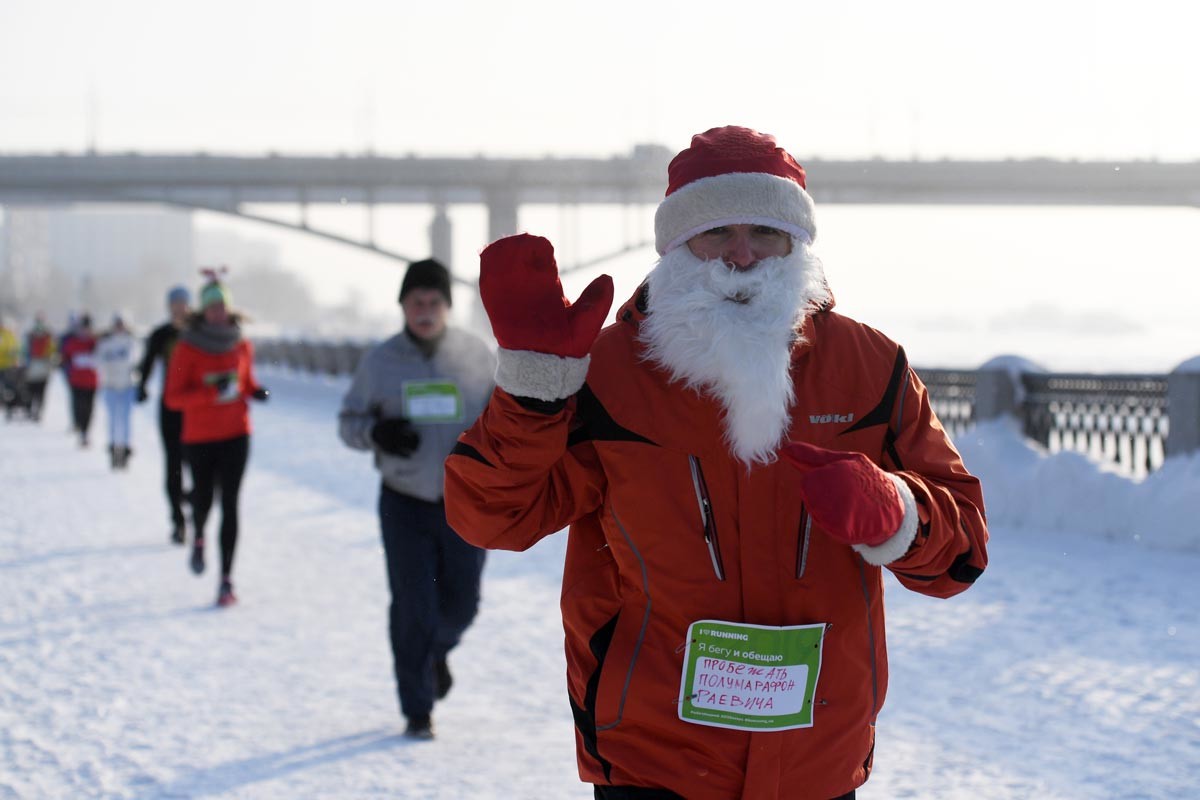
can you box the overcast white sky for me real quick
[5,0,1200,375]
[3,0,1200,160]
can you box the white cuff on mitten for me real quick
[495,347,590,402]
[852,474,920,566]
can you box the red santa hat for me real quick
[653,126,816,255]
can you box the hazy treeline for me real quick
[0,259,390,339]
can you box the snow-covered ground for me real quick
[2,370,1197,799]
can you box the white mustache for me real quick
[700,255,794,304]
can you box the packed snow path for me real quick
[1,371,1196,799]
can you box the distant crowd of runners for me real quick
[1,269,268,607]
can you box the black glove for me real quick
[213,375,232,394]
[250,387,270,402]
[371,417,421,457]
[136,386,149,404]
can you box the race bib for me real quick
[678,619,825,732]
[205,370,240,403]
[403,380,462,423]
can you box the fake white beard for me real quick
[638,242,831,466]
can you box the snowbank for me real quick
[956,417,1200,552]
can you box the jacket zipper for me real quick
[795,505,812,579]
[688,455,726,581]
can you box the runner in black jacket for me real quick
[136,286,192,544]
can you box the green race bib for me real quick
[403,380,463,423]
[678,619,825,732]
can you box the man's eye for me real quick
[753,226,784,236]
[703,227,729,236]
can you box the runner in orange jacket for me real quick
[445,126,988,800]
[165,273,268,607]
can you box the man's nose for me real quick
[722,233,757,271]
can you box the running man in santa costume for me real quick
[445,126,989,800]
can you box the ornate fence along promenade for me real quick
[254,339,1200,478]
[1020,373,1169,477]
[917,368,977,441]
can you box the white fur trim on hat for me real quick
[654,172,816,255]
[494,347,590,402]
[852,473,920,566]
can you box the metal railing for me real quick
[911,367,1169,477]
[916,368,977,441]
[255,339,1175,477]
[1021,373,1168,478]
[255,339,365,376]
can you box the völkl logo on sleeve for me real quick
[808,413,855,424]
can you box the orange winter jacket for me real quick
[445,288,988,800]
[164,336,259,444]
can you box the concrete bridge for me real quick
[2,148,1199,270]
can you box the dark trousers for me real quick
[70,386,95,436]
[378,484,486,720]
[27,380,47,419]
[595,788,854,800]
[184,435,250,578]
[159,403,187,526]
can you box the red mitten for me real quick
[479,234,614,358]
[780,442,905,548]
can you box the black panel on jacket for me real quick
[449,441,493,467]
[568,384,657,448]
[842,347,909,436]
[570,613,620,782]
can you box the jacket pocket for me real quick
[592,504,652,730]
[593,604,649,730]
[796,505,812,579]
[687,455,726,581]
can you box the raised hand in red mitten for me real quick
[479,234,613,358]
[780,442,906,548]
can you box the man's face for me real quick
[640,235,826,465]
[401,288,449,341]
[686,224,792,271]
[169,299,190,320]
